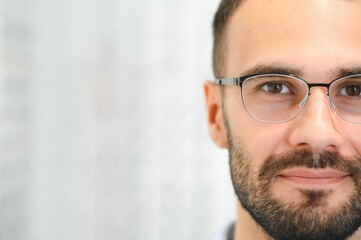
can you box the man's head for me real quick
[205,0,361,239]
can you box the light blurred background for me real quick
[0,0,235,239]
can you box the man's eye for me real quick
[340,85,361,96]
[260,82,290,94]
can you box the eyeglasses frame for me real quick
[213,73,361,123]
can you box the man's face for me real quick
[206,0,361,239]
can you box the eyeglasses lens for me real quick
[242,74,361,123]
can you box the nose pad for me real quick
[297,91,332,110]
[302,90,330,118]
[298,94,309,108]
[299,89,334,111]
[326,93,337,110]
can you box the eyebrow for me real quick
[337,67,361,78]
[239,64,361,79]
[240,64,303,77]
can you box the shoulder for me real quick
[210,221,235,240]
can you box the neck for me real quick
[234,200,273,240]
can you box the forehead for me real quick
[226,0,361,79]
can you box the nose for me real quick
[288,88,343,153]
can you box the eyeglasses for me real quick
[214,73,361,123]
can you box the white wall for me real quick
[0,0,235,239]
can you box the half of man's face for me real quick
[223,0,361,239]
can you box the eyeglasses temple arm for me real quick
[213,78,241,85]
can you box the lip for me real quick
[277,167,350,187]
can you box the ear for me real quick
[203,81,228,148]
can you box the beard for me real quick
[227,127,361,240]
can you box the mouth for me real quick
[277,167,351,188]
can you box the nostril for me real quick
[293,143,311,152]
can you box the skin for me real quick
[204,0,361,239]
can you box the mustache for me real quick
[259,150,361,180]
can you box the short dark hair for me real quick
[213,0,242,78]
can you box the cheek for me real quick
[342,126,361,156]
[242,125,290,168]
